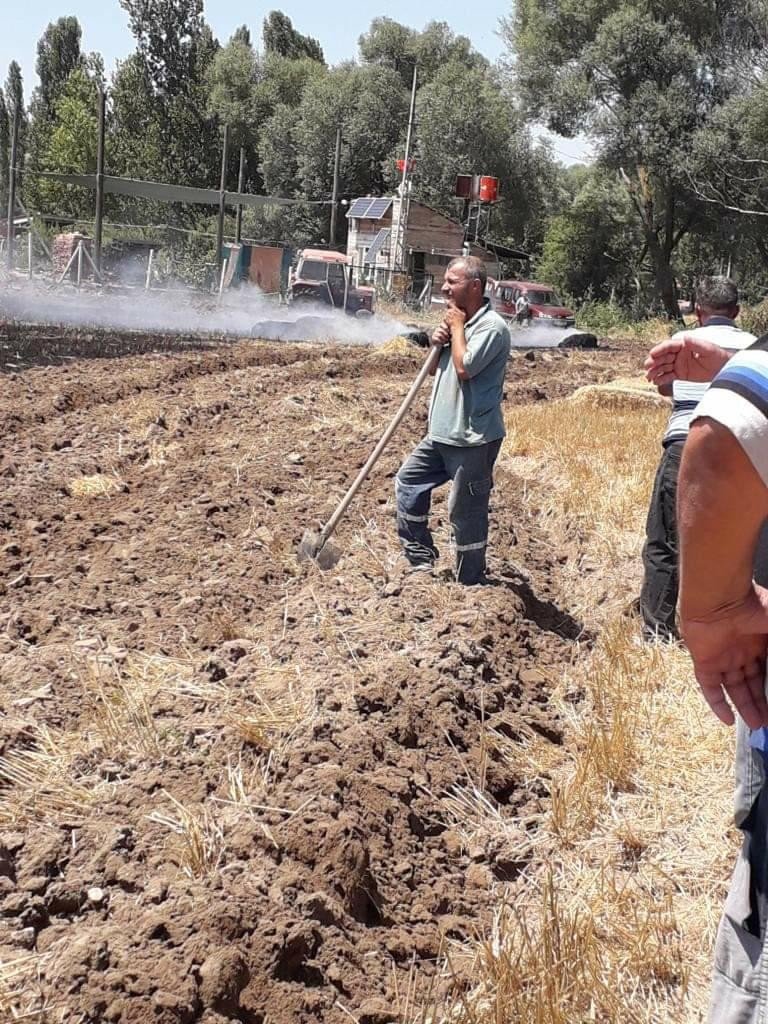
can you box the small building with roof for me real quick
[345,195,527,301]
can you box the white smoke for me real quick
[0,278,414,346]
[508,321,596,349]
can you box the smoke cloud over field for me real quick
[508,323,596,349]
[0,280,413,346]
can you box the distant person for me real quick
[395,256,511,585]
[645,328,768,1022]
[640,277,756,640]
[515,290,530,328]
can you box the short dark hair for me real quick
[696,276,739,312]
[447,255,487,291]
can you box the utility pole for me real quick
[6,103,20,272]
[329,127,342,248]
[216,124,230,272]
[392,64,418,274]
[93,88,106,278]
[235,147,245,244]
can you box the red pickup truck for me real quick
[487,279,575,328]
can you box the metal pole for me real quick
[94,89,106,277]
[27,230,32,279]
[235,147,245,244]
[393,64,418,273]
[6,103,19,271]
[76,240,83,289]
[145,248,155,290]
[330,127,342,248]
[217,258,228,305]
[216,125,230,273]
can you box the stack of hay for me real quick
[567,377,670,410]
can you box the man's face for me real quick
[441,264,479,311]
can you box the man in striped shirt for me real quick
[646,331,768,1021]
[640,277,756,640]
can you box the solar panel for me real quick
[364,228,391,265]
[364,197,392,219]
[348,198,376,219]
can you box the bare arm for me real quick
[429,321,450,376]
[445,305,469,381]
[645,335,730,387]
[678,417,768,727]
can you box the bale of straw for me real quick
[567,378,669,410]
[371,336,419,357]
[68,473,122,498]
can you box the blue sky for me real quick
[1,1,589,163]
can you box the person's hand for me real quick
[431,321,451,347]
[645,335,731,387]
[444,303,467,337]
[682,585,768,729]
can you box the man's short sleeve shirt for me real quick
[428,300,511,447]
[663,321,756,446]
[692,339,768,487]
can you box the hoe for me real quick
[299,344,441,569]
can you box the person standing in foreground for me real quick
[646,332,768,1021]
[640,277,756,640]
[395,256,511,585]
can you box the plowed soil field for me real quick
[0,327,645,1024]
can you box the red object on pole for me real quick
[454,174,473,199]
[479,176,499,203]
[396,158,415,173]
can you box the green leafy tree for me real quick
[4,61,28,195]
[33,17,85,121]
[297,64,407,199]
[502,0,762,318]
[359,18,485,88]
[413,61,553,251]
[34,67,99,218]
[109,53,165,221]
[536,168,644,305]
[207,33,259,179]
[263,12,324,64]
[253,53,326,116]
[119,0,220,193]
[0,91,8,207]
[231,25,252,48]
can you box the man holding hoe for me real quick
[395,255,510,585]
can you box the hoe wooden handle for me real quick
[319,344,442,545]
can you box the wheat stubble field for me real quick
[0,324,733,1023]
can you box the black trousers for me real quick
[641,439,768,639]
[640,440,684,640]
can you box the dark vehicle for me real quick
[488,279,575,328]
[289,249,374,316]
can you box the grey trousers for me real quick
[395,436,502,584]
[709,719,768,1023]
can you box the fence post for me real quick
[145,248,155,291]
[94,89,106,277]
[216,125,230,273]
[235,147,245,244]
[330,127,342,247]
[5,103,20,271]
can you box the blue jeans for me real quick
[395,436,502,584]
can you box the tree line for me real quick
[2,0,768,317]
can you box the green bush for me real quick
[575,300,633,335]
[739,299,768,338]
[575,300,674,343]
